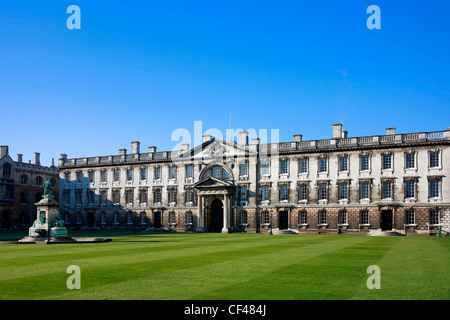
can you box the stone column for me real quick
[222,194,229,233]
[196,195,203,232]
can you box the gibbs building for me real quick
[58,123,450,236]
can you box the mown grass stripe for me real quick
[44,236,370,300]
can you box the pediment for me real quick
[177,138,250,161]
[193,176,235,189]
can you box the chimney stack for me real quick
[386,127,396,135]
[0,146,8,158]
[17,154,23,162]
[332,123,343,139]
[131,141,140,154]
[148,146,157,153]
[239,131,249,145]
[34,152,41,165]
[181,143,190,151]
[293,134,303,142]
[203,134,212,143]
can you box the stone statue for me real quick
[41,178,53,198]
[28,212,47,237]
[53,213,65,228]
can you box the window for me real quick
[339,155,348,172]
[35,176,43,186]
[261,185,270,202]
[76,212,82,224]
[240,162,248,176]
[280,159,289,175]
[35,191,43,202]
[382,153,392,170]
[405,210,415,225]
[64,190,71,205]
[338,182,349,200]
[240,211,248,225]
[64,172,71,182]
[382,181,392,199]
[299,158,308,174]
[261,161,270,176]
[19,191,28,204]
[203,166,229,180]
[140,167,147,180]
[261,211,270,224]
[113,169,120,182]
[405,152,415,169]
[114,212,120,225]
[20,174,28,184]
[169,166,177,180]
[429,179,440,198]
[100,190,107,205]
[126,168,133,181]
[429,210,439,225]
[429,150,439,168]
[100,170,107,183]
[240,185,248,203]
[318,157,327,173]
[318,183,328,200]
[113,190,120,205]
[186,187,195,203]
[168,188,177,204]
[186,211,193,225]
[279,184,289,201]
[186,165,193,179]
[76,171,82,183]
[75,190,82,205]
[87,190,95,204]
[2,163,11,178]
[140,212,146,224]
[154,166,161,180]
[338,210,348,225]
[153,188,162,203]
[127,212,133,224]
[212,166,222,178]
[139,189,148,204]
[360,210,369,225]
[88,170,94,183]
[360,155,370,171]
[360,181,370,200]
[126,189,133,204]
[319,210,327,224]
[169,211,176,225]
[298,184,308,201]
[299,210,307,225]
[101,212,107,225]
[405,180,415,199]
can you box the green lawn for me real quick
[0,232,448,300]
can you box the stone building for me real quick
[58,124,450,235]
[0,146,59,229]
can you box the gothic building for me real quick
[57,123,450,235]
[0,146,59,229]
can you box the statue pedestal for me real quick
[50,227,68,238]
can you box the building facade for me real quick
[0,146,59,229]
[58,124,450,235]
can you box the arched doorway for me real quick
[209,198,223,233]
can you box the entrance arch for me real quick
[208,198,223,233]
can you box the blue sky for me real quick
[1,1,449,166]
